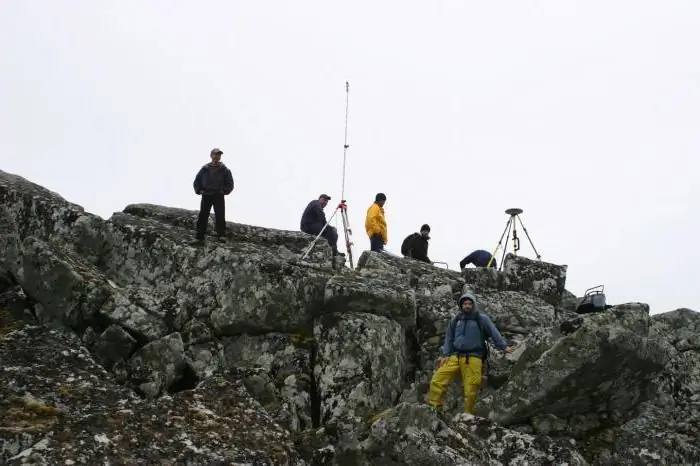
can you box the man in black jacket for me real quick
[401,224,431,263]
[300,194,344,257]
[192,148,234,244]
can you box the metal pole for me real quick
[340,81,350,201]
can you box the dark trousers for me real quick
[196,194,226,240]
[370,234,384,252]
[304,225,339,255]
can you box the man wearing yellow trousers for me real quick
[365,192,388,252]
[427,292,514,413]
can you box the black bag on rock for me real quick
[575,285,611,314]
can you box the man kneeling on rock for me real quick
[427,292,513,414]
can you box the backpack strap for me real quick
[475,312,490,360]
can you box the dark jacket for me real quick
[401,233,430,263]
[459,249,496,269]
[300,200,327,233]
[193,163,234,196]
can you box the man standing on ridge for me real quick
[300,194,345,258]
[459,249,497,269]
[401,224,431,263]
[192,148,234,244]
[365,193,387,252]
[427,292,513,414]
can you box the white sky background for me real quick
[1,1,698,315]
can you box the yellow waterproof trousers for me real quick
[427,355,483,413]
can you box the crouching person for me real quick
[300,194,344,257]
[427,292,513,414]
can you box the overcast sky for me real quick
[1,1,698,315]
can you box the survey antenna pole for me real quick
[340,81,350,201]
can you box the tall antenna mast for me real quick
[340,81,350,201]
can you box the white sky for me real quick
[1,1,698,315]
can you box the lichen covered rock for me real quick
[3,168,700,465]
[314,312,408,443]
[323,270,417,328]
[489,303,670,429]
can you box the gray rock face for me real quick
[314,312,408,445]
[1,168,699,464]
[598,308,700,464]
[323,270,417,328]
[489,304,669,427]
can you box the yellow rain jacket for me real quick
[365,202,388,244]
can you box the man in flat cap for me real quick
[300,193,344,257]
[192,148,234,244]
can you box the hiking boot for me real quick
[216,236,226,243]
[191,238,205,246]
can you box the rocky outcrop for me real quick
[1,168,698,465]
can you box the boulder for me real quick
[462,253,568,307]
[501,253,567,306]
[593,308,700,463]
[101,212,332,336]
[314,312,408,445]
[354,402,587,465]
[488,303,670,430]
[0,170,108,265]
[323,270,417,328]
[127,332,189,398]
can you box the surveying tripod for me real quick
[300,200,355,268]
[486,208,541,270]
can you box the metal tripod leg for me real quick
[300,206,341,260]
[340,207,354,269]
[498,217,513,271]
[515,215,541,260]
[486,216,512,270]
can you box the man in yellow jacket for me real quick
[365,193,387,252]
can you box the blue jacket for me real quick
[442,292,509,357]
[300,200,327,234]
[459,249,496,269]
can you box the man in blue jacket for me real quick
[427,292,513,414]
[459,249,497,269]
[192,148,234,244]
[300,194,344,257]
